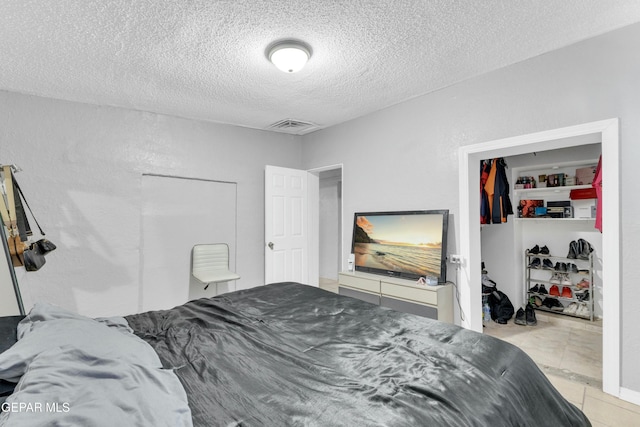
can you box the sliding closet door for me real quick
[140,175,237,312]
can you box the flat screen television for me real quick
[350,210,449,283]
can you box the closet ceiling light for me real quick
[268,41,311,73]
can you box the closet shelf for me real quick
[513,184,592,196]
[534,306,591,320]
[515,217,595,222]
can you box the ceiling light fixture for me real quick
[268,41,311,73]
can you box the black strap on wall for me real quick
[0,214,24,315]
[11,172,45,236]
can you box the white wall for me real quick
[0,91,302,317]
[301,23,640,393]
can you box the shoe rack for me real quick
[524,246,594,321]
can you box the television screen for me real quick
[351,210,449,282]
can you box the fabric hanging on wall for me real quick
[480,160,492,224]
[480,158,513,224]
[0,166,55,271]
[0,167,26,266]
[12,178,31,241]
[593,155,602,232]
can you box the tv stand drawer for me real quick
[381,282,438,306]
[381,296,438,320]
[338,287,380,306]
[338,272,453,323]
[338,273,381,293]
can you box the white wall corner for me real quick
[619,387,640,407]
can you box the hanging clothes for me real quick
[492,158,513,224]
[480,158,513,224]
[484,159,497,222]
[593,155,602,232]
[480,160,492,224]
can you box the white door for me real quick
[265,166,318,285]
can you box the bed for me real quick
[0,282,590,426]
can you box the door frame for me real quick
[307,164,344,275]
[458,119,620,397]
[140,173,238,311]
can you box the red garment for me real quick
[593,155,602,232]
[480,161,491,224]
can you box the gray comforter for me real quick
[0,303,191,426]
[126,282,591,426]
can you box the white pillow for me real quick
[0,303,192,427]
[0,347,192,427]
[0,304,160,383]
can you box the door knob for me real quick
[268,242,274,250]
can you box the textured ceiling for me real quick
[2,1,640,134]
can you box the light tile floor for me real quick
[319,280,640,426]
[484,311,640,427]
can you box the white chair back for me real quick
[191,243,240,284]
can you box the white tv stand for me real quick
[338,271,453,323]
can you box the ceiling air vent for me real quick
[267,119,319,135]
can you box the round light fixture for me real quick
[268,41,311,73]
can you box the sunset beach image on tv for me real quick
[351,210,448,281]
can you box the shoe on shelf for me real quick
[541,297,564,311]
[576,303,590,317]
[525,303,537,326]
[560,273,572,287]
[550,273,561,285]
[529,258,541,268]
[576,290,590,302]
[550,300,564,311]
[553,262,568,272]
[576,279,590,289]
[538,284,548,294]
[577,238,594,260]
[549,285,560,297]
[564,302,578,315]
[529,244,540,254]
[542,258,554,269]
[567,240,578,259]
[515,307,527,326]
[530,284,539,293]
[568,263,579,273]
[530,295,543,307]
[540,245,550,255]
[561,286,573,299]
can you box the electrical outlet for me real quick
[449,254,462,264]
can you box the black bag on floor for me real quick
[488,290,515,324]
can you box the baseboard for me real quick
[619,387,640,406]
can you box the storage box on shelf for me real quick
[338,271,453,323]
[524,250,594,321]
[513,160,598,221]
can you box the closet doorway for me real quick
[309,164,343,291]
[458,119,620,398]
